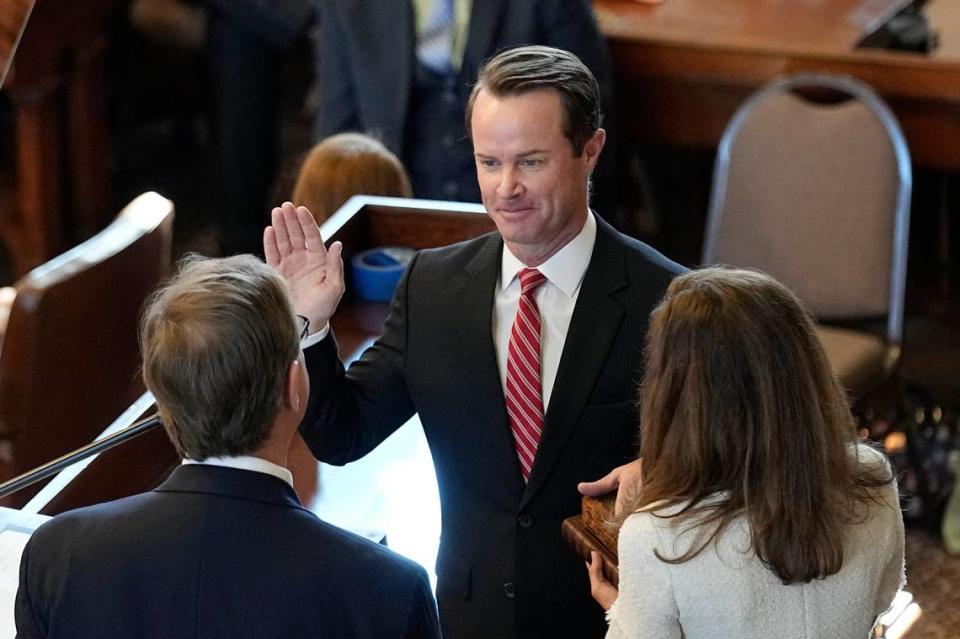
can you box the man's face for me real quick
[471,88,605,266]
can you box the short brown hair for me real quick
[292,132,412,224]
[466,45,603,156]
[140,254,300,459]
[624,267,893,584]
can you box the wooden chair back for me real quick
[0,192,173,507]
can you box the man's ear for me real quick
[583,128,606,171]
[284,359,303,411]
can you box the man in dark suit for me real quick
[15,255,440,639]
[266,46,683,638]
[206,0,315,255]
[313,0,619,218]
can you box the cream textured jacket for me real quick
[606,445,905,639]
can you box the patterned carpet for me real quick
[901,528,960,638]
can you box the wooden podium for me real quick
[1,195,495,515]
[321,196,494,356]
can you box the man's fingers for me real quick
[272,206,292,256]
[264,227,280,266]
[587,552,603,581]
[577,470,620,497]
[280,202,307,251]
[297,205,325,253]
[327,241,345,288]
[283,204,309,250]
[614,489,627,518]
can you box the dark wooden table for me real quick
[595,0,960,170]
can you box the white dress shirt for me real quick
[304,212,599,403]
[493,212,597,412]
[182,455,295,488]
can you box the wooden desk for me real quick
[595,0,960,170]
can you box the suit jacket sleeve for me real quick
[401,567,442,639]
[206,0,315,49]
[300,253,419,464]
[15,535,46,639]
[314,0,362,140]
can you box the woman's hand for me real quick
[587,550,618,610]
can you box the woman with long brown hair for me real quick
[588,267,904,638]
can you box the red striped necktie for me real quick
[506,268,547,482]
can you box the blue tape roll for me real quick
[352,247,415,302]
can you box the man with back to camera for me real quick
[15,255,440,639]
[266,46,684,638]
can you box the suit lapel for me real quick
[458,235,527,496]
[521,219,627,507]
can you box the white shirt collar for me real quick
[500,211,597,297]
[182,455,295,488]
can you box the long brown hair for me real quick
[624,267,893,584]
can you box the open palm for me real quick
[264,202,344,330]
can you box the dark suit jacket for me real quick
[314,0,616,207]
[303,217,684,638]
[16,465,440,639]
[206,0,314,48]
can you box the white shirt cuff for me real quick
[301,322,330,349]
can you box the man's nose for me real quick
[496,166,522,199]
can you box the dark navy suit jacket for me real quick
[302,217,684,638]
[15,464,440,639]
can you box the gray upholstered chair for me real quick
[703,73,911,399]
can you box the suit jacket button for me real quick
[518,513,533,528]
[503,582,515,598]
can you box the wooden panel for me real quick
[2,0,118,275]
[0,0,32,85]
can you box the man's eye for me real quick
[479,159,499,169]
[520,158,542,168]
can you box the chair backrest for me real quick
[703,73,911,344]
[0,192,173,505]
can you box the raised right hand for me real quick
[264,202,344,330]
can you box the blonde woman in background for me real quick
[588,267,905,639]
[292,132,413,224]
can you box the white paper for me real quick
[0,529,31,638]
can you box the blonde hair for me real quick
[291,132,412,223]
